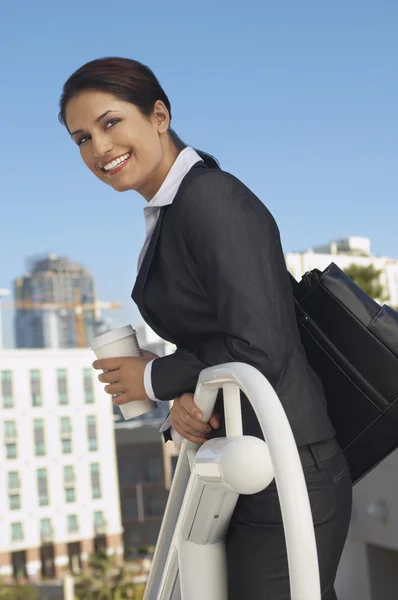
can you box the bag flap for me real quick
[313,263,380,328]
[369,304,398,358]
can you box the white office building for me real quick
[286,236,398,307]
[0,349,123,582]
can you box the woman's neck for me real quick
[141,141,180,202]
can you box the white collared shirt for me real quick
[137,146,202,272]
[139,146,203,446]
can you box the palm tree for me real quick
[343,263,388,302]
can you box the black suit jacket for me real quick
[132,162,334,447]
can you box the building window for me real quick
[145,492,166,517]
[11,522,24,542]
[60,416,72,435]
[90,463,102,499]
[60,417,72,454]
[93,510,106,535]
[57,369,69,405]
[9,494,21,510]
[4,421,17,459]
[118,456,139,485]
[8,471,20,491]
[65,488,76,503]
[64,465,75,485]
[6,444,17,459]
[122,493,138,520]
[144,456,162,482]
[86,415,98,451]
[33,419,46,456]
[30,370,42,406]
[67,515,79,534]
[37,468,49,506]
[40,518,53,543]
[1,370,14,408]
[64,466,76,503]
[4,420,17,440]
[83,368,94,403]
[62,438,73,454]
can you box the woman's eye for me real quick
[76,119,120,146]
[77,135,90,146]
[105,118,121,129]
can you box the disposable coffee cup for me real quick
[91,325,157,420]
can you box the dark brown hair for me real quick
[59,57,219,168]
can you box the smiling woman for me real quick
[58,57,352,600]
[58,57,217,197]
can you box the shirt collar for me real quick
[144,146,203,212]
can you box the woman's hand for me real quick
[170,392,220,444]
[92,354,154,405]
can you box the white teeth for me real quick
[103,153,130,171]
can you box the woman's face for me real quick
[65,90,170,197]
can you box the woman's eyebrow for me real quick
[70,110,121,137]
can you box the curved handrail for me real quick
[144,362,321,600]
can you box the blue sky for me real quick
[1,1,397,348]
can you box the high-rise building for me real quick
[0,348,123,582]
[13,254,103,349]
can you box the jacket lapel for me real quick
[131,207,165,322]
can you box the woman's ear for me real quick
[153,100,170,134]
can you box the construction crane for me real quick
[2,290,122,348]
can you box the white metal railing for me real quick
[144,362,321,600]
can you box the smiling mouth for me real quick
[102,153,131,174]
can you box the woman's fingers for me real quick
[180,392,203,419]
[170,394,211,440]
[209,412,220,429]
[170,405,211,437]
[105,382,124,395]
[171,417,208,445]
[98,369,120,384]
[170,394,222,444]
[176,394,211,435]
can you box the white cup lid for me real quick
[91,325,136,350]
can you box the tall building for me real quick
[285,236,398,307]
[13,254,103,349]
[0,349,123,582]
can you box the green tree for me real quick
[74,550,145,600]
[343,263,388,301]
[0,577,38,600]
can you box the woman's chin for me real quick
[112,181,133,192]
[110,174,138,192]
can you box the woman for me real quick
[59,57,352,599]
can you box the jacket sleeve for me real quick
[151,169,294,401]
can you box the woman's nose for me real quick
[92,135,113,158]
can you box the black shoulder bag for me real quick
[290,263,398,484]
